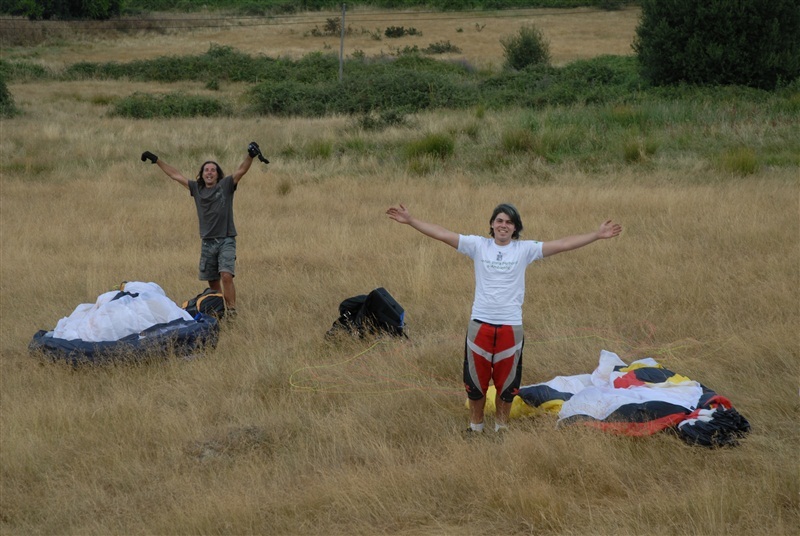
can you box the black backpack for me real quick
[182,288,226,319]
[326,288,406,338]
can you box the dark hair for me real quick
[489,203,523,239]
[196,161,224,188]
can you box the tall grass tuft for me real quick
[717,147,760,175]
[501,127,536,153]
[302,139,334,160]
[404,132,455,160]
[623,137,658,163]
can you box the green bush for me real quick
[501,24,551,71]
[7,0,122,20]
[633,0,800,89]
[249,58,478,116]
[110,92,232,118]
[248,80,338,117]
[64,45,282,83]
[477,55,643,109]
[385,26,420,38]
[0,72,19,117]
[422,40,462,54]
[0,60,51,82]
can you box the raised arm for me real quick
[231,154,254,186]
[141,151,189,190]
[232,141,267,185]
[542,219,622,257]
[386,204,460,249]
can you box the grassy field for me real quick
[1,7,799,536]
[0,6,638,67]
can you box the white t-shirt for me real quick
[457,235,544,325]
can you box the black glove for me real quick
[141,151,158,164]
[247,142,261,158]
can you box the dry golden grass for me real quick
[2,7,639,69]
[1,9,799,536]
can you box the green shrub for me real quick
[110,92,232,118]
[384,26,420,38]
[63,44,281,83]
[250,58,477,116]
[422,40,462,54]
[249,80,338,117]
[0,72,19,117]
[501,24,551,71]
[633,0,800,89]
[0,59,51,82]
[10,0,122,20]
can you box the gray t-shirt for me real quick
[188,175,237,239]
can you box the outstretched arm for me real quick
[142,151,190,190]
[232,141,266,185]
[542,219,622,257]
[231,154,254,185]
[386,204,460,249]
[157,161,190,190]
[156,160,191,190]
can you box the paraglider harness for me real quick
[182,288,226,319]
[327,287,407,339]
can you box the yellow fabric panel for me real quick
[620,362,664,372]
[465,386,562,420]
[666,373,693,385]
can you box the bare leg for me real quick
[220,271,236,309]
[469,397,486,426]
[495,394,512,428]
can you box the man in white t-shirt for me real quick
[386,203,622,434]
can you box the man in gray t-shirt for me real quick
[141,142,266,315]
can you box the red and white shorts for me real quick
[463,319,524,403]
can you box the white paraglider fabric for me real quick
[52,282,193,342]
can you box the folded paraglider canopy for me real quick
[29,281,219,365]
[516,350,750,447]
